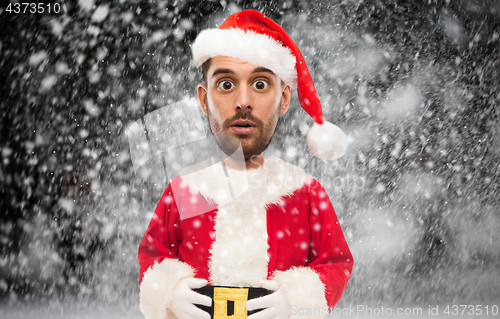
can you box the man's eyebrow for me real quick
[252,67,275,74]
[211,67,275,78]
[211,68,234,77]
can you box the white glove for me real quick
[245,280,289,319]
[170,278,212,319]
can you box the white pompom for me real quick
[307,121,348,160]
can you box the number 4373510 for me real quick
[443,305,498,316]
[6,2,62,14]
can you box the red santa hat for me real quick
[192,10,347,160]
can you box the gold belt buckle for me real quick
[213,287,249,319]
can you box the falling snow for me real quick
[1,0,499,318]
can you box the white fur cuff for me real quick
[140,258,195,319]
[272,267,328,319]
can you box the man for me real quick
[138,10,353,319]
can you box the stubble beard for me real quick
[206,100,281,161]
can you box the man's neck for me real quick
[224,153,264,170]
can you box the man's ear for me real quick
[279,83,291,115]
[197,83,208,115]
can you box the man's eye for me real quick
[252,80,268,90]
[218,80,235,90]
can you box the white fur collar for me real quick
[180,156,304,208]
[180,156,305,286]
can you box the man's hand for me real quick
[170,278,212,319]
[245,280,289,319]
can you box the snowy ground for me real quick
[0,300,143,319]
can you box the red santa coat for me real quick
[138,157,353,319]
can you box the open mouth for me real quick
[230,120,256,135]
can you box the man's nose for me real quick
[235,85,253,111]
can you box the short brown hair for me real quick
[202,59,211,83]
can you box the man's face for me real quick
[197,56,291,161]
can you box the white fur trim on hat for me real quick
[139,258,195,319]
[307,121,348,160]
[192,28,297,88]
[272,266,328,319]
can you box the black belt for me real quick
[194,286,272,318]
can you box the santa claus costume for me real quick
[138,10,353,319]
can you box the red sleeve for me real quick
[138,183,180,285]
[305,177,353,308]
